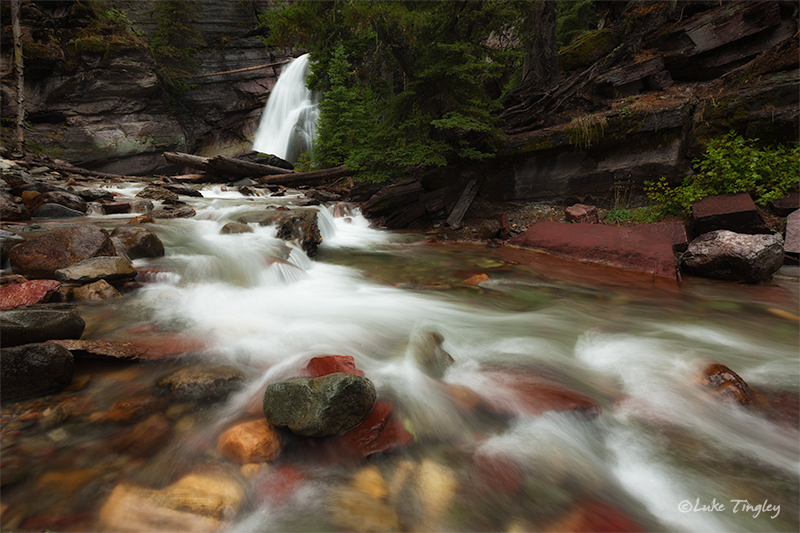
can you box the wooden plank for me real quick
[446,178,479,230]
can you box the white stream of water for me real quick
[3,183,798,532]
[252,54,320,163]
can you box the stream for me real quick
[1,182,798,532]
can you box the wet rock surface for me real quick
[681,230,784,283]
[263,373,377,437]
[54,256,137,284]
[156,364,245,402]
[0,279,61,310]
[110,226,165,259]
[0,342,74,401]
[9,225,116,279]
[0,306,85,347]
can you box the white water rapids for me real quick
[3,183,798,532]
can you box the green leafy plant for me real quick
[645,132,800,215]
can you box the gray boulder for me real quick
[0,191,29,221]
[1,342,74,401]
[156,364,244,402]
[263,373,377,437]
[681,230,784,283]
[55,256,137,284]
[0,306,86,347]
[31,203,86,219]
[136,186,179,202]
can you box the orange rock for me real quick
[461,272,489,286]
[110,413,172,456]
[106,393,167,424]
[217,419,282,463]
[700,363,762,408]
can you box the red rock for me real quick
[102,202,131,214]
[785,209,799,255]
[496,213,512,239]
[47,339,149,360]
[27,190,88,213]
[759,389,800,427]
[479,370,601,418]
[138,333,209,359]
[769,192,799,217]
[106,393,166,424]
[461,273,489,286]
[0,279,61,309]
[9,225,116,279]
[638,221,692,252]
[565,204,599,224]
[255,465,306,505]
[474,453,525,495]
[332,401,414,458]
[304,355,365,377]
[692,192,770,235]
[21,513,93,532]
[507,221,678,280]
[217,419,282,463]
[547,499,644,532]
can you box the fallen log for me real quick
[162,152,292,177]
[47,162,133,180]
[257,165,351,186]
[446,178,479,230]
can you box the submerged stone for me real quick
[1,342,74,401]
[156,364,244,402]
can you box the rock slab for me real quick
[691,193,771,235]
[111,226,165,259]
[681,230,784,283]
[1,343,74,401]
[55,256,138,284]
[507,221,678,280]
[263,373,377,437]
[0,279,61,310]
[9,225,116,279]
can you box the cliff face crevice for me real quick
[0,0,287,175]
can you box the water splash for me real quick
[252,54,320,163]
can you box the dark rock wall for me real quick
[0,0,286,175]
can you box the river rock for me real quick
[102,202,132,214]
[699,363,759,407]
[0,279,61,310]
[71,279,123,301]
[329,465,400,533]
[0,191,30,221]
[156,364,244,402]
[54,256,137,284]
[1,342,74,401]
[0,306,85,347]
[263,373,377,437]
[680,230,784,283]
[151,206,197,219]
[217,419,283,463]
[274,210,322,256]
[769,192,799,217]
[410,331,455,379]
[75,187,114,202]
[9,225,116,279]
[98,470,243,532]
[110,413,172,456]
[163,184,203,198]
[332,401,414,459]
[565,203,599,224]
[304,355,365,377]
[111,225,165,259]
[27,190,88,214]
[691,193,771,235]
[31,203,87,219]
[477,219,502,239]
[136,186,180,201]
[0,229,25,263]
[47,339,149,360]
[220,222,253,234]
[106,393,167,424]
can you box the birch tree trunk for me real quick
[11,0,25,153]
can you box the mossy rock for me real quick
[558,29,618,72]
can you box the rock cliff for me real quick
[0,0,290,175]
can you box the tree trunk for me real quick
[528,0,560,90]
[11,0,24,153]
[256,165,351,186]
[162,152,293,177]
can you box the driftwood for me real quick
[48,162,133,180]
[163,151,351,186]
[162,152,293,177]
[446,178,479,230]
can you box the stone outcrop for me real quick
[263,373,377,437]
[508,221,679,281]
[680,229,784,283]
[9,225,116,279]
[1,342,74,401]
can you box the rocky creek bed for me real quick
[1,155,799,532]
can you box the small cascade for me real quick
[252,54,320,163]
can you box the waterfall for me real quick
[252,53,320,163]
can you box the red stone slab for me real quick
[691,192,770,235]
[507,221,678,280]
[0,279,61,309]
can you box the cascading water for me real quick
[1,181,798,532]
[252,53,320,163]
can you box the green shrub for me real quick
[645,132,799,215]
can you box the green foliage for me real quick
[261,1,519,181]
[147,1,206,90]
[645,132,800,215]
[556,0,599,49]
[602,206,664,225]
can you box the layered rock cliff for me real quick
[0,0,289,175]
